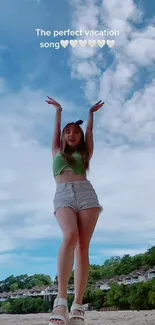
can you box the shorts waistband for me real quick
[56,180,90,186]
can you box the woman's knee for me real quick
[63,228,79,248]
[55,207,79,248]
[76,240,89,256]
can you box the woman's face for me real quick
[64,124,81,148]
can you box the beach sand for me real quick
[0,310,155,325]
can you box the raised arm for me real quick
[46,96,62,156]
[85,100,105,160]
[52,107,62,155]
[85,110,94,160]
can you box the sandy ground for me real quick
[0,310,155,325]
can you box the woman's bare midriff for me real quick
[55,170,87,184]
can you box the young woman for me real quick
[46,96,104,325]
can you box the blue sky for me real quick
[0,0,155,282]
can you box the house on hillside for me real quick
[0,292,10,302]
[123,275,133,285]
[96,276,124,291]
[116,269,147,286]
[145,267,155,280]
[45,284,74,297]
[10,289,26,299]
[96,280,103,289]
[116,275,125,285]
[67,284,74,294]
[45,285,58,296]
[95,267,155,290]
[27,286,46,297]
[109,276,124,286]
[1,266,155,302]
[96,279,111,291]
[0,284,75,302]
[130,269,146,283]
[99,281,111,291]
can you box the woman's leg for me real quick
[72,207,100,319]
[50,207,79,325]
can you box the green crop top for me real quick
[53,151,86,176]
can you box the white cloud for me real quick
[0,131,61,249]
[99,61,137,102]
[90,146,155,234]
[124,37,155,66]
[71,61,101,80]
[70,0,100,31]
[98,247,148,258]
[68,0,155,146]
[82,80,98,102]
[0,237,19,254]
[98,78,155,145]
[0,253,55,272]
[101,0,142,22]
[0,88,75,256]
[68,0,154,102]
[69,0,100,60]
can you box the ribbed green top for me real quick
[53,152,86,176]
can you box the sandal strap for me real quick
[53,297,68,308]
[70,303,85,320]
[71,303,84,313]
[70,314,84,321]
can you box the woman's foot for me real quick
[49,298,68,325]
[49,305,66,324]
[70,309,84,321]
[70,303,85,323]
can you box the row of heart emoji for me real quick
[60,39,115,48]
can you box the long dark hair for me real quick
[60,122,90,170]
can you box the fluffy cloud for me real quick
[68,0,155,103]
[98,77,155,145]
[67,0,155,252]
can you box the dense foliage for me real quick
[0,246,155,313]
[0,297,49,314]
[0,274,52,293]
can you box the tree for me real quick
[10,283,19,292]
[92,289,106,310]
[2,297,49,314]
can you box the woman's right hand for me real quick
[46,96,62,110]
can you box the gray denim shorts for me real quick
[53,180,103,215]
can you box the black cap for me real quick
[75,120,83,125]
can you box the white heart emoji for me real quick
[106,40,115,48]
[97,40,105,48]
[79,40,87,47]
[60,40,69,48]
[88,40,96,48]
[70,40,78,48]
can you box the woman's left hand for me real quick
[90,100,105,113]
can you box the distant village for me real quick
[0,267,155,303]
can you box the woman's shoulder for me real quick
[52,149,61,159]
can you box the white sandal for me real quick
[69,303,85,325]
[49,297,69,324]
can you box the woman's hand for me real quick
[90,100,104,113]
[46,96,62,110]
